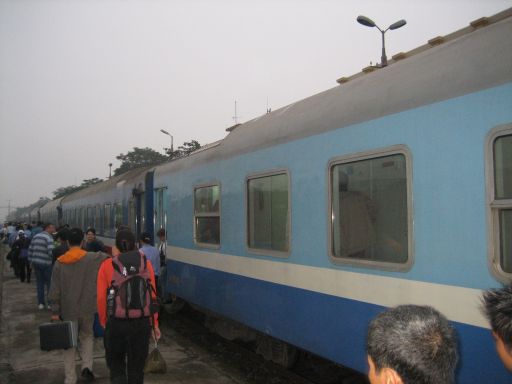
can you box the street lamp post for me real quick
[108,163,112,179]
[357,15,406,67]
[160,129,174,155]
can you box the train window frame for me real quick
[486,124,512,282]
[193,182,221,249]
[128,198,136,233]
[245,169,291,258]
[94,205,101,234]
[103,203,112,237]
[327,145,414,272]
[114,202,123,231]
[86,206,94,229]
[154,187,167,239]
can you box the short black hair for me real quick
[116,229,136,252]
[56,228,71,242]
[482,284,512,351]
[86,227,96,235]
[68,228,84,246]
[140,232,152,243]
[43,222,54,230]
[367,305,458,384]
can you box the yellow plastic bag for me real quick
[144,344,167,374]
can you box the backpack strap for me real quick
[112,258,122,275]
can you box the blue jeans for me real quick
[33,264,52,305]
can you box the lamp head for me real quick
[160,129,169,135]
[389,19,406,30]
[357,15,376,28]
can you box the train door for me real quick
[145,171,155,242]
[128,198,136,233]
[154,188,166,241]
[135,192,143,242]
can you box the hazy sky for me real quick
[1,0,511,221]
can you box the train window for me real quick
[94,205,101,234]
[247,172,289,254]
[128,199,136,233]
[79,207,85,229]
[329,146,412,270]
[114,203,123,231]
[194,184,220,246]
[87,207,94,228]
[155,188,166,236]
[140,192,146,232]
[488,128,512,278]
[494,134,512,199]
[104,204,111,236]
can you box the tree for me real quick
[53,186,83,199]
[114,147,168,176]
[164,140,201,159]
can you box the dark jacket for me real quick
[84,240,105,253]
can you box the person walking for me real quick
[28,223,55,309]
[49,227,107,383]
[97,228,161,384]
[12,230,32,282]
[82,228,105,252]
[140,232,161,291]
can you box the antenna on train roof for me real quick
[232,100,240,125]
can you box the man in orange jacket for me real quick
[97,229,161,384]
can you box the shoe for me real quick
[38,304,44,310]
[81,368,95,381]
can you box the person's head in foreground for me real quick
[482,284,512,372]
[367,304,458,384]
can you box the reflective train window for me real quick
[490,131,512,275]
[155,188,165,234]
[103,204,111,236]
[330,148,412,269]
[94,205,101,234]
[247,172,289,254]
[114,203,123,231]
[128,199,136,233]
[194,184,220,246]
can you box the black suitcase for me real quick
[39,321,78,351]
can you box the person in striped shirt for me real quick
[28,222,56,310]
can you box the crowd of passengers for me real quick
[1,221,166,384]
[1,221,511,384]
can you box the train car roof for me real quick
[156,8,512,176]
[62,166,152,203]
[39,196,65,213]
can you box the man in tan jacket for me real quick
[49,228,107,384]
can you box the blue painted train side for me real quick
[153,11,512,383]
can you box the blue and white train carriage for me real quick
[155,9,512,383]
[23,8,512,382]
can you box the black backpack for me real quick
[107,250,159,319]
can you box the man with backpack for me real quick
[97,228,161,384]
[49,228,108,383]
